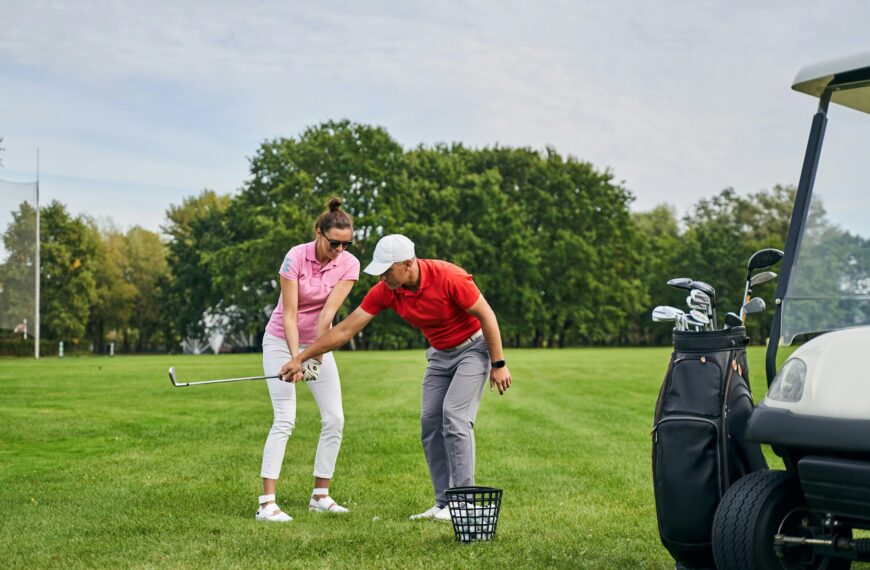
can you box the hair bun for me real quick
[327,197,342,212]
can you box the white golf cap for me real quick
[363,234,416,275]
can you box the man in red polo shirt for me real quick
[280,234,512,522]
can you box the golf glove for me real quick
[301,359,321,382]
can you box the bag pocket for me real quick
[653,416,722,546]
[662,357,723,417]
[726,388,769,474]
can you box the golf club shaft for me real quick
[175,374,280,387]
[740,270,752,321]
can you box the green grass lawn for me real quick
[0,347,783,569]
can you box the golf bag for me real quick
[652,326,767,569]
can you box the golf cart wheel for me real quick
[712,471,851,570]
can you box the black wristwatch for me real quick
[491,360,506,369]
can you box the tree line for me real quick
[0,120,812,354]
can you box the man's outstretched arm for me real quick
[280,306,376,381]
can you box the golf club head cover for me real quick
[301,359,321,382]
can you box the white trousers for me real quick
[260,332,344,480]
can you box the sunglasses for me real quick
[321,234,354,250]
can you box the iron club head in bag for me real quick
[652,306,687,331]
[740,297,766,320]
[688,280,717,329]
[668,278,718,329]
[685,312,709,331]
[688,309,711,330]
[688,290,713,327]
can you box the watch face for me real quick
[492,360,506,368]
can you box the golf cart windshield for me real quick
[781,80,870,344]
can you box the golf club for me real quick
[169,366,301,387]
[740,297,766,319]
[685,313,708,332]
[668,277,717,329]
[686,294,706,311]
[740,249,783,319]
[169,361,320,388]
[689,290,713,327]
[750,271,777,287]
[689,280,717,329]
[666,277,694,290]
[652,306,686,331]
[724,312,744,329]
[747,248,784,271]
[689,309,711,330]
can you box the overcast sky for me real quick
[1,0,869,234]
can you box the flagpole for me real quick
[35,148,40,359]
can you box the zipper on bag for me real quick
[720,350,737,491]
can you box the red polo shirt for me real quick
[360,259,482,350]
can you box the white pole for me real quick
[35,148,40,359]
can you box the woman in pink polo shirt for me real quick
[255,197,360,522]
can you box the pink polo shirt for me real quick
[265,241,360,344]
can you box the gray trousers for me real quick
[421,336,491,505]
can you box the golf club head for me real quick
[652,305,684,322]
[684,314,707,330]
[689,309,710,324]
[748,248,784,271]
[686,295,704,311]
[689,289,711,305]
[690,280,715,298]
[168,366,182,387]
[742,297,766,315]
[750,271,778,287]
[667,277,694,291]
[724,312,744,328]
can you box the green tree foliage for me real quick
[88,225,169,352]
[629,205,682,345]
[89,227,137,349]
[161,190,232,342]
[782,195,870,343]
[1,122,806,351]
[0,201,37,333]
[40,201,99,344]
[161,121,649,348]
[126,227,170,351]
[203,120,410,348]
[459,146,645,346]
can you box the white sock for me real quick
[312,488,329,497]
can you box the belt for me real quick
[441,330,483,352]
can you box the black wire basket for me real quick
[444,486,503,543]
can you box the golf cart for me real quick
[711,53,870,569]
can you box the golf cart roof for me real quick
[793,52,870,113]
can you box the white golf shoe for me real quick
[409,505,445,521]
[434,505,453,522]
[309,495,349,513]
[255,494,292,522]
